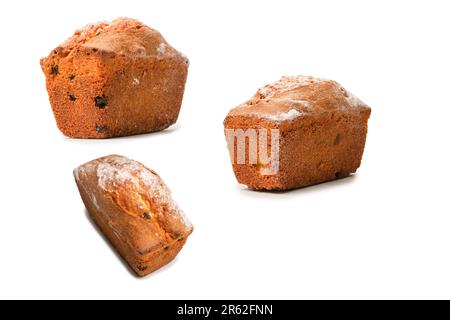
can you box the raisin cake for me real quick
[224,76,371,190]
[41,18,189,138]
[74,155,193,277]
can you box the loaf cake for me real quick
[224,76,371,190]
[74,155,193,277]
[41,18,189,138]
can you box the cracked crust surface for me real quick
[225,76,369,126]
[74,155,193,276]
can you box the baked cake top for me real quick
[42,17,188,62]
[74,155,193,254]
[226,76,370,122]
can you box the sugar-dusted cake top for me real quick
[74,155,193,252]
[96,155,191,227]
[47,18,188,61]
[226,76,370,122]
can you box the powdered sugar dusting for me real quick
[156,42,189,65]
[96,155,192,229]
[97,162,137,190]
[181,53,190,67]
[156,43,167,57]
[345,89,364,108]
[257,76,326,100]
[260,108,303,122]
[228,75,369,121]
[74,165,100,210]
[62,18,145,50]
[174,209,193,231]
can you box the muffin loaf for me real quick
[74,155,193,277]
[41,18,189,138]
[224,76,371,190]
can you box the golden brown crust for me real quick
[224,76,371,190]
[225,76,370,126]
[41,18,189,138]
[74,155,193,277]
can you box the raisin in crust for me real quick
[41,18,189,138]
[224,76,371,191]
[74,155,193,277]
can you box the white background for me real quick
[0,0,449,300]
